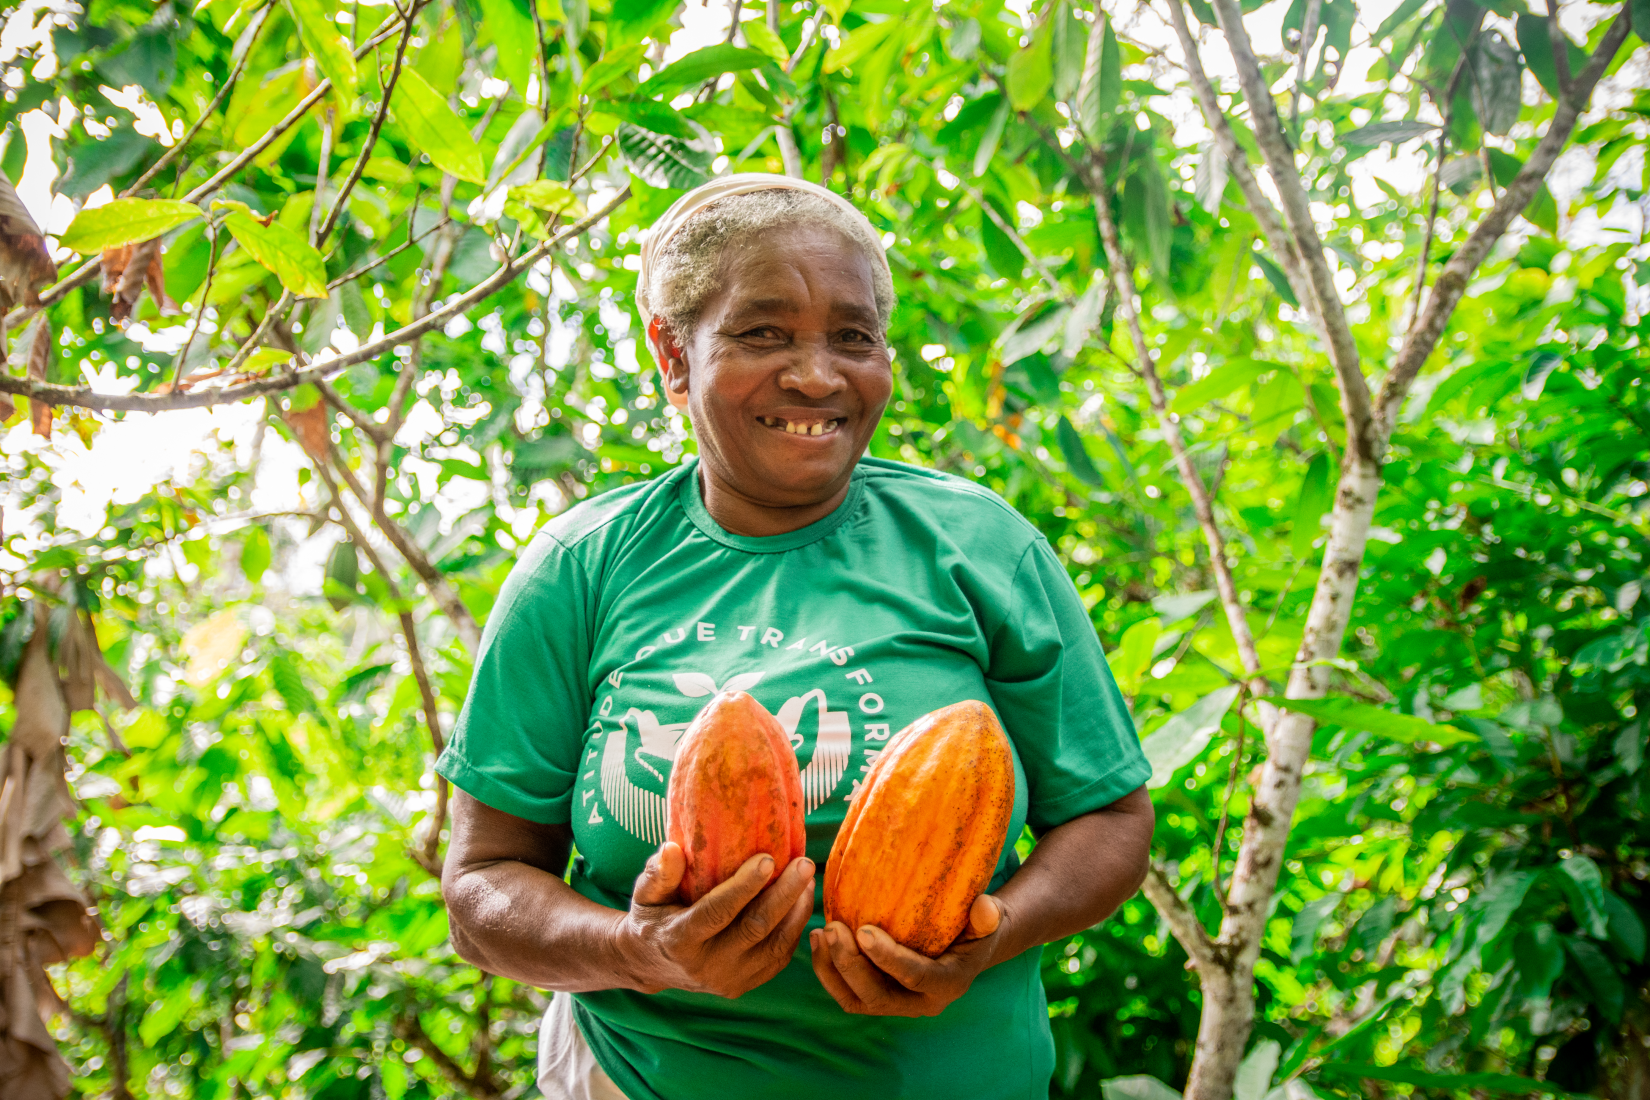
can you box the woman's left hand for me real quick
[809,894,1004,1017]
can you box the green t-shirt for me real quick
[437,457,1150,1100]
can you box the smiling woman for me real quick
[436,174,1155,1100]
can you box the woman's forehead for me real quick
[714,226,879,305]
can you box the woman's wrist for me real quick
[604,909,664,993]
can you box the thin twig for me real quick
[2,190,631,413]
[310,113,336,245]
[171,223,222,389]
[123,4,273,197]
[1140,862,1220,971]
[1209,688,1250,909]
[317,6,420,245]
[326,216,450,290]
[1405,53,1469,334]
[957,178,1064,296]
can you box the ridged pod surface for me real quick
[666,691,806,904]
[824,700,1015,957]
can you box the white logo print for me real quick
[590,668,855,840]
[776,690,851,814]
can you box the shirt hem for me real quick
[1026,756,1152,831]
[436,754,569,826]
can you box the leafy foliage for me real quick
[0,0,1646,1097]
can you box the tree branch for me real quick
[1087,153,1271,698]
[0,12,412,333]
[958,179,1064,296]
[1377,9,1630,430]
[1140,862,1220,972]
[317,7,419,245]
[123,4,273,198]
[1162,0,1312,306]
[1205,0,1373,451]
[1,189,630,413]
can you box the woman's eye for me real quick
[838,330,870,343]
[743,327,781,339]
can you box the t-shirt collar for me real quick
[677,456,865,554]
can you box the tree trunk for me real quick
[1183,451,1383,1100]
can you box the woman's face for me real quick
[660,223,892,513]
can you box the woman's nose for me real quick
[777,333,845,398]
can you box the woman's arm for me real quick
[811,785,1154,1016]
[443,791,816,996]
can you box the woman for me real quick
[438,174,1155,1100]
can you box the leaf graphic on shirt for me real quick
[673,672,719,698]
[723,672,765,694]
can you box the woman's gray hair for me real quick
[643,189,896,336]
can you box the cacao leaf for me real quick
[222,213,328,299]
[1076,15,1121,144]
[1193,141,1229,214]
[391,68,487,183]
[27,316,51,439]
[1260,695,1478,746]
[973,97,1010,177]
[635,44,775,99]
[59,198,199,254]
[1057,416,1106,487]
[619,124,713,190]
[476,0,536,96]
[0,172,56,310]
[287,0,358,113]
[1006,30,1054,112]
[1340,119,1437,147]
[1141,685,1242,788]
[1293,452,1333,557]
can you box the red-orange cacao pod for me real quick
[666,691,806,904]
[824,700,1015,957]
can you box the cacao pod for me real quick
[824,699,1015,957]
[666,690,806,904]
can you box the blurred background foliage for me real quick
[0,0,1646,1096]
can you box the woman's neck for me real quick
[697,464,854,537]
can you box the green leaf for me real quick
[1057,416,1106,488]
[1193,141,1228,214]
[1566,936,1625,1023]
[604,97,704,140]
[1515,923,1566,998]
[1234,1038,1281,1100]
[997,304,1069,365]
[1172,358,1271,413]
[288,0,358,111]
[222,213,328,299]
[1101,1077,1182,1100]
[1515,15,1586,99]
[1293,452,1333,558]
[1111,619,1163,696]
[1341,119,1437,146]
[609,0,678,44]
[1554,855,1610,939]
[59,198,201,253]
[1372,0,1430,43]
[582,42,648,95]
[1076,15,1121,143]
[1470,31,1523,135]
[1603,890,1646,962]
[1253,251,1298,305]
[973,96,1010,177]
[978,197,1023,279]
[1634,0,1650,45]
[946,16,981,60]
[636,43,775,99]
[138,993,193,1046]
[825,20,898,74]
[392,68,486,183]
[1006,31,1054,112]
[1141,685,1242,789]
[1063,273,1106,356]
[1521,349,1563,398]
[1152,591,1215,624]
[240,527,271,585]
[478,0,538,95]
[618,123,712,190]
[742,18,790,64]
[1261,695,1478,746]
[508,180,585,216]
[1125,154,1172,280]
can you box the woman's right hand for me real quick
[613,842,815,998]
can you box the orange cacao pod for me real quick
[824,700,1015,957]
[666,691,806,904]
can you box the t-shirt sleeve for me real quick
[985,536,1151,831]
[435,532,594,825]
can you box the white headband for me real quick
[634,172,889,324]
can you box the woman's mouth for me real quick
[757,416,846,437]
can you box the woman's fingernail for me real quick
[799,858,815,876]
[825,927,838,947]
[759,856,775,876]
[857,928,875,950]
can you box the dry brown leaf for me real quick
[25,318,50,440]
[110,237,161,324]
[8,609,66,762]
[0,390,14,423]
[92,652,138,711]
[57,614,95,714]
[286,401,331,459]
[0,173,57,315]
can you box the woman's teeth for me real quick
[758,417,843,436]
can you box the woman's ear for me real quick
[649,316,691,411]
